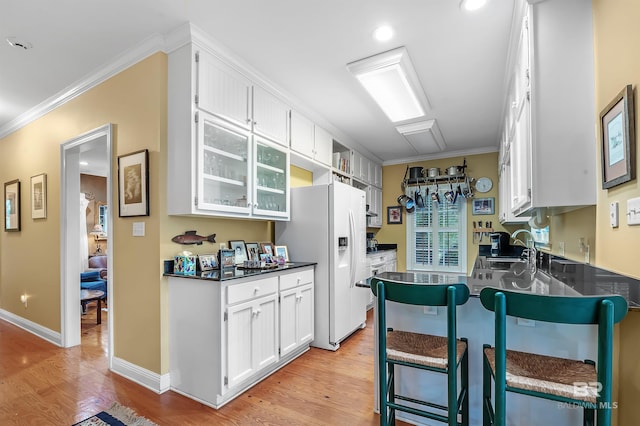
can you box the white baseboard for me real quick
[111,356,171,394]
[0,309,62,346]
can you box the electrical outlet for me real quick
[610,201,619,228]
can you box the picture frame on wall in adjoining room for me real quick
[31,173,47,219]
[600,84,636,189]
[118,149,149,217]
[4,179,20,231]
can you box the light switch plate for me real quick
[132,222,145,237]
[628,197,640,225]
[610,201,619,228]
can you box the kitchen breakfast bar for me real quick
[363,253,639,426]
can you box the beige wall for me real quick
[593,1,640,424]
[375,152,520,274]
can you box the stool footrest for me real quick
[395,394,447,412]
[387,400,457,424]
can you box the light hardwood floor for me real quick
[0,303,386,425]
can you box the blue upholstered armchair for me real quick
[80,270,107,296]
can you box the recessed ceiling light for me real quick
[460,0,487,11]
[6,37,33,50]
[373,25,394,42]
[80,161,89,166]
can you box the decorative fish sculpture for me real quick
[172,231,216,245]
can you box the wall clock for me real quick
[475,177,493,193]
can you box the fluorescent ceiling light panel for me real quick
[347,47,429,123]
[396,119,446,154]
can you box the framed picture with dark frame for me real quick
[245,242,261,261]
[600,84,636,189]
[118,149,149,217]
[472,197,495,215]
[4,179,20,231]
[229,240,248,265]
[387,206,402,224]
[219,249,235,269]
[30,173,47,219]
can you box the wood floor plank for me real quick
[0,304,403,425]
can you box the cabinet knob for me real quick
[296,277,301,283]
[254,203,258,209]
[246,118,251,124]
[253,121,257,126]
[254,287,259,293]
[512,101,518,109]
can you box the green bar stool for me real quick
[371,277,470,426]
[480,287,628,426]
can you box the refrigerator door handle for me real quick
[348,209,355,287]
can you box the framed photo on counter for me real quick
[198,254,218,271]
[229,240,248,265]
[219,249,235,269]
[274,245,289,261]
[245,242,260,261]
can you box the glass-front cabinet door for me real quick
[253,136,289,219]
[197,112,251,214]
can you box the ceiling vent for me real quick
[396,120,446,154]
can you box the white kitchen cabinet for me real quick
[504,0,596,217]
[371,162,382,188]
[252,85,289,146]
[227,293,279,388]
[498,160,529,225]
[168,265,314,409]
[289,110,332,167]
[168,43,290,220]
[367,186,383,228]
[352,150,370,183]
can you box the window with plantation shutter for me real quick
[407,196,466,273]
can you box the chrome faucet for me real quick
[511,229,537,272]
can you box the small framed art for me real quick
[219,249,235,269]
[387,206,402,224]
[118,149,149,217]
[229,240,248,264]
[260,242,274,256]
[245,242,261,261]
[31,173,47,219]
[472,197,495,215]
[600,84,636,189]
[4,179,20,231]
[274,245,289,261]
[198,254,218,271]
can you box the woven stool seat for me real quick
[387,331,467,369]
[484,347,597,403]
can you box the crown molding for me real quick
[383,145,498,166]
[0,33,166,139]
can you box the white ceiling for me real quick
[0,0,515,164]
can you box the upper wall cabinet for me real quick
[168,43,290,220]
[196,49,289,146]
[503,0,596,218]
[289,110,332,167]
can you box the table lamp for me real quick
[90,224,104,255]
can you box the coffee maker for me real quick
[367,232,378,252]
[489,232,510,257]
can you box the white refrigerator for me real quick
[275,182,369,351]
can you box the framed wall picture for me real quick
[472,197,495,215]
[274,245,289,261]
[600,84,636,189]
[198,254,218,271]
[387,206,402,224]
[118,149,149,217]
[30,173,47,219]
[4,179,20,231]
[229,240,248,264]
[245,242,261,261]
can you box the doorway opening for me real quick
[60,124,113,367]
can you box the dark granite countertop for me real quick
[359,253,640,311]
[164,262,316,282]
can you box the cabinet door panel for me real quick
[197,113,251,214]
[298,284,314,345]
[313,125,333,166]
[252,86,289,146]
[279,288,298,357]
[254,295,279,370]
[197,51,251,129]
[227,300,255,387]
[253,137,290,218]
[290,111,315,158]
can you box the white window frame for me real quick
[406,196,467,273]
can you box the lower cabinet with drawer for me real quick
[168,265,315,409]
